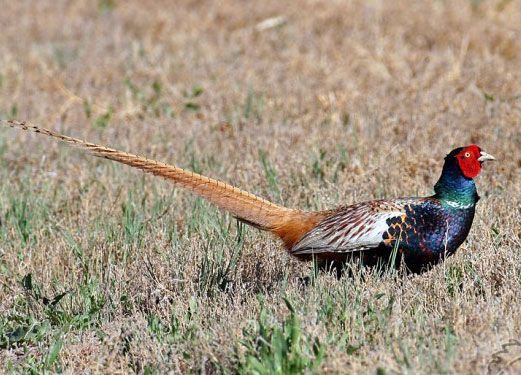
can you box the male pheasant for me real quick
[3,120,495,273]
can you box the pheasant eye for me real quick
[464,152,471,158]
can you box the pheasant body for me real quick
[293,197,476,272]
[292,147,485,272]
[3,120,494,274]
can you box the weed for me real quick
[92,105,113,129]
[183,85,203,112]
[259,150,281,201]
[125,78,174,118]
[121,191,147,248]
[235,298,325,375]
[198,238,242,297]
[98,0,116,13]
[311,149,327,182]
[244,89,264,122]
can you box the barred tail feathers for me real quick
[3,120,322,248]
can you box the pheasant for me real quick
[3,120,495,273]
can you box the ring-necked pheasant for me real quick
[3,120,495,273]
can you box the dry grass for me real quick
[1,0,521,374]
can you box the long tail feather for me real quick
[2,120,323,247]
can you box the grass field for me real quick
[1,0,521,374]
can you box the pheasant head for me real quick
[434,145,495,208]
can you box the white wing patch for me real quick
[291,201,407,255]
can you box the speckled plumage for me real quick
[289,197,476,272]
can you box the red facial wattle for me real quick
[456,145,482,178]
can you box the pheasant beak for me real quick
[477,151,496,162]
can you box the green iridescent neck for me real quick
[434,157,479,208]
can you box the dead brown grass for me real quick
[1,0,521,374]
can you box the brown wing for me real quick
[290,199,415,255]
